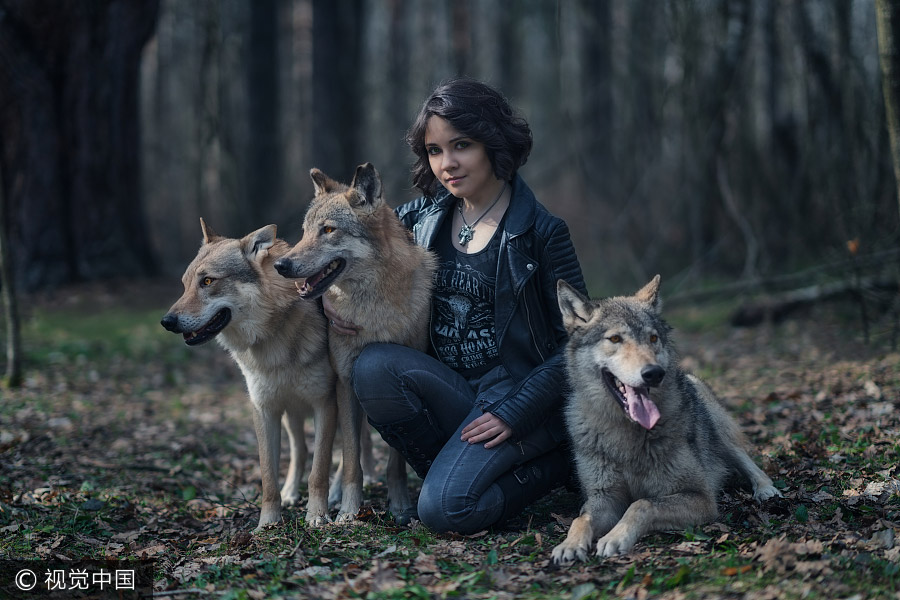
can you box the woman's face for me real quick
[424,116,496,201]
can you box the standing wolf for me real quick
[552,275,780,563]
[274,162,437,524]
[161,221,336,530]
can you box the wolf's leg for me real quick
[306,394,338,527]
[252,405,283,529]
[689,374,782,503]
[552,493,624,564]
[329,458,343,507]
[361,425,377,486]
[734,451,781,501]
[280,410,307,508]
[385,448,414,524]
[335,379,364,523]
[328,418,368,506]
[552,512,595,564]
[595,491,717,557]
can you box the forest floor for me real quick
[0,278,898,599]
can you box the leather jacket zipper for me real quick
[524,293,546,362]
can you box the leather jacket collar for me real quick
[412,174,536,249]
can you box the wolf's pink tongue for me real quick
[624,386,660,429]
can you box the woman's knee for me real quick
[351,343,403,408]
[417,480,453,533]
[417,479,488,536]
[352,343,394,388]
[352,343,424,425]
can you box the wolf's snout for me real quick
[160,313,181,333]
[273,257,293,277]
[641,365,666,387]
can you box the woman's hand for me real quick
[322,295,361,335]
[461,412,512,449]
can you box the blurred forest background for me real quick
[1,0,899,297]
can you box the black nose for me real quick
[160,313,179,332]
[641,365,666,387]
[273,258,291,276]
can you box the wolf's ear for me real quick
[241,224,278,261]
[634,274,662,312]
[310,168,341,196]
[349,162,383,214]
[200,218,222,245]
[557,279,593,330]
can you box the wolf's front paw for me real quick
[753,484,782,502]
[595,533,634,557]
[551,541,589,564]
[255,505,282,531]
[334,511,358,524]
[306,512,332,528]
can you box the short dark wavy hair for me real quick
[406,77,533,196]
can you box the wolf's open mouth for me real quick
[183,308,231,346]
[295,259,345,299]
[601,369,661,430]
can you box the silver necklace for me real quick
[457,182,507,246]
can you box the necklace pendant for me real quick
[458,224,475,246]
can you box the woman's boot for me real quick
[493,447,572,526]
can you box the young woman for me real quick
[327,77,587,534]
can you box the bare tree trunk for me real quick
[581,0,613,192]
[0,0,159,291]
[877,0,900,216]
[312,0,363,178]
[451,0,470,76]
[246,0,280,226]
[875,0,900,350]
[0,3,69,289]
[197,0,222,230]
[0,166,22,388]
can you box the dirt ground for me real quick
[1,280,898,598]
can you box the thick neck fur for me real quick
[217,239,325,370]
[326,203,436,342]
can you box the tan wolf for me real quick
[274,162,437,524]
[161,220,337,530]
[552,275,780,563]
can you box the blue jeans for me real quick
[351,343,563,534]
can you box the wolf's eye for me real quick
[323,226,335,234]
[608,334,622,344]
[201,277,215,287]
[650,334,658,343]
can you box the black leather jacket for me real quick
[396,175,587,441]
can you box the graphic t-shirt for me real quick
[430,214,503,376]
